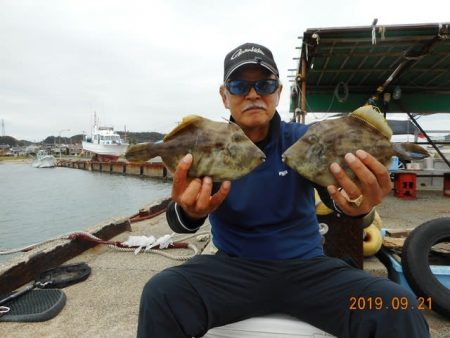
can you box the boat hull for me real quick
[82,141,128,159]
[31,156,57,168]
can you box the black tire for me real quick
[402,217,450,319]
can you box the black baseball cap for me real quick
[223,42,279,82]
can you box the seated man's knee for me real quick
[363,278,418,306]
[141,269,185,307]
[354,279,429,337]
[138,268,208,337]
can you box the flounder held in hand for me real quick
[125,115,266,181]
[282,105,429,187]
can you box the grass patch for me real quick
[0,156,32,161]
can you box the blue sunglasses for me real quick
[226,79,279,96]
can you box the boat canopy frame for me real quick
[290,22,450,168]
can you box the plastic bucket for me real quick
[424,157,434,170]
[202,314,335,337]
[389,156,400,171]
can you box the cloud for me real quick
[1,0,449,141]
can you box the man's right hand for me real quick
[172,154,231,219]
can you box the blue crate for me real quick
[380,229,450,294]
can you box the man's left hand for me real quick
[326,149,392,216]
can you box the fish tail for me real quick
[392,142,430,161]
[125,143,159,162]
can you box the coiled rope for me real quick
[0,230,209,261]
[0,201,215,261]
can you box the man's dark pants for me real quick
[137,254,429,338]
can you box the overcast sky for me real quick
[1,0,450,142]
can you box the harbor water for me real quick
[0,161,172,264]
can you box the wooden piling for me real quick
[56,160,170,179]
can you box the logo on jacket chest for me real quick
[278,170,288,177]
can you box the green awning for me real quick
[290,22,450,115]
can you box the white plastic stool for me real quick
[202,314,336,338]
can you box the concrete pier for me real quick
[1,192,449,337]
[57,159,170,179]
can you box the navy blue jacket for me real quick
[209,113,324,259]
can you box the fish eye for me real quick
[232,134,244,142]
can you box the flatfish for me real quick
[282,105,429,187]
[125,115,266,181]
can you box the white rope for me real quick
[371,19,378,45]
[0,234,71,255]
[379,26,386,41]
[175,231,210,242]
[0,231,209,261]
[108,243,199,261]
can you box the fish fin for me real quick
[125,142,159,162]
[392,142,430,161]
[163,115,203,141]
[350,105,393,140]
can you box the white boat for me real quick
[82,122,129,162]
[31,150,57,168]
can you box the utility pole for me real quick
[1,119,5,136]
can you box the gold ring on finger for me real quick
[348,194,364,207]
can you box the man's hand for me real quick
[172,154,231,219]
[326,150,392,216]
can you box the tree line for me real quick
[0,131,165,147]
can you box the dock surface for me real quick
[0,191,449,337]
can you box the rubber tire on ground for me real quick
[402,217,450,319]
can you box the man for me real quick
[137,43,429,338]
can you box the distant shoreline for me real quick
[0,156,33,164]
